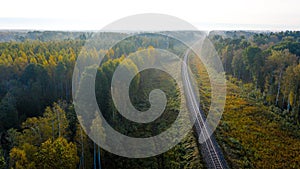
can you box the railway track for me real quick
[182,49,228,169]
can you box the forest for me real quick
[0,30,299,168]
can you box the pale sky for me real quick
[0,0,300,30]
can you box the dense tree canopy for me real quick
[0,30,299,168]
[210,30,300,124]
[0,32,203,169]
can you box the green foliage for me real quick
[10,137,78,169]
[190,53,300,168]
[8,103,78,169]
[36,137,78,169]
[9,147,36,169]
[0,148,6,169]
[92,48,203,168]
[0,39,85,130]
[217,80,300,168]
[242,46,264,87]
[211,31,300,124]
[0,93,18,131]
[273,41,300,56]
[17,102,69,146]
[1,30,300,168]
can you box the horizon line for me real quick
[1,18,300,32]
